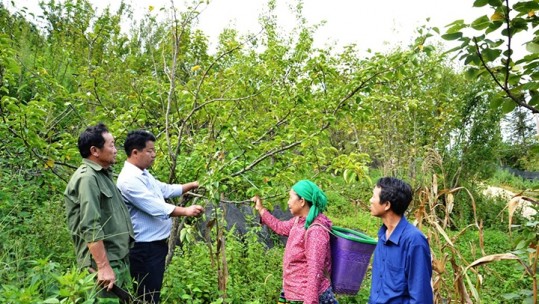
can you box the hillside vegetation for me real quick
[1,0,538,303]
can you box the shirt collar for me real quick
[82,158,105,171]
[379,216,408,245]
[123,161,146,176]
[83,158,113,176]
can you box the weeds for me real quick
[487,169,539,194]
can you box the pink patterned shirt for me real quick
[261,211,332,304]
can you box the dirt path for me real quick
[482,186,537,219]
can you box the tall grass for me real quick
[414,159,537,303]
[0,168,536,303]
[487,169,539,193]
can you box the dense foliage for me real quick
[1,0,537,303]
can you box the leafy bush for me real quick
[0,167,72,257]
[162,242,219,303]
[0,254,97,304]
[163,226,283,303]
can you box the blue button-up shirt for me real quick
[369,216,433,304]
[117,161,183,242]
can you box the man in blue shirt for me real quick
[117,130,204,303]
[368,177,433,304]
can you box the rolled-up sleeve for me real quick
[155,179,183,199]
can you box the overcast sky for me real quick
[8,0,490,53]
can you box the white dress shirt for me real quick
[117,161,182,242]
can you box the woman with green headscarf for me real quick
[252,180,338,304]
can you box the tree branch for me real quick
[473,37,539,113]
[503,0,512,88]
[230,141,302,177]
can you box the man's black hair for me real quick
[78,123,109,158]
[124,130,156,157]
[376,177,413,216]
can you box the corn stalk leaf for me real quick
[432,221,455,247]
[463,271,480,303]
[508,197,520,232]
[465,253,519,269]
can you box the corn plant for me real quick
[417,152,537,303]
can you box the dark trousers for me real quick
[129,239,168,303]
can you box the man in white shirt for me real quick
[117,130,204,303]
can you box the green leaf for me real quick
[502,293,521,300]
[445,19,465,27]
[445,21,466,34]
[529,92,539,106]
[464,54,480,65]
[501,99,516,113]
[508,73,521,85]
[481,48,502,62]
[423,45,435,55]
[514,1,539,13]
[490,96,504,109]
[441,32,463,41]
[487,0,503,6]
[444,45,464,55]
[526,41,539,53]
[522,82,539,90]
[471,15,491,30]
[473,0,489,7]
[485,38,504,48]
[515,239,528,250]
[486,20,504,34]
[180,228,187,243]
[511,17,529,31]
[465,67,480,79]
[6,58,21,74]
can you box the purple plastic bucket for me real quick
[330,226,377,295]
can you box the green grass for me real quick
[1,170,535,303]
[487,169,539,197]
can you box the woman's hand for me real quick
[251,195,265,216]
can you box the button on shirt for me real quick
[64,159,134,268]
[117,161,183,242]
[369,216,433,304]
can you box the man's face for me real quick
[369,186,388,217]
[95,132,117,168]
[137,140,156,170]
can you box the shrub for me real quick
[162,226,283,303]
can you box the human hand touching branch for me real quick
[251,195,265,216]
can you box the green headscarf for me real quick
[291,180,327,229]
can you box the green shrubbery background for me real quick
[1,0,538,302]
